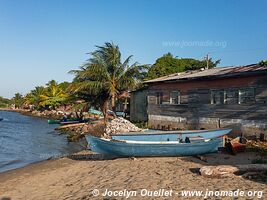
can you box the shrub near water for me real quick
[0,96,11,108]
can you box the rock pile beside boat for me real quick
[106,117,142,134]
[56,117,143,141]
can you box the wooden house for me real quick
[144,64,267,137]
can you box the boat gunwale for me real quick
[88,135,221,146]
[110,128,231,137]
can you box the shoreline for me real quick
[0,108,77,137]
[0,109,87,174]
[0,151,266,199]
[0,108,60,120]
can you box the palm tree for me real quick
[39,81,68,110]
[24,86,46,109]
[70,42,146,122]
[12,93,24,109]
[23,81,71,111]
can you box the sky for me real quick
[0,0,267,98]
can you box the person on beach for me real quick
[63,113,68,122]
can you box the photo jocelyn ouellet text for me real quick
[91,188,263,199]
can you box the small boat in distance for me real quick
[111,128,231,141]
[48,119,79,124]
[85,135,223,157]
[59,119,91,125]
[0,118,3,121]
[60,120,81,125]
[48,118,90,124]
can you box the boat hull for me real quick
[0,118,3,121]
[48,118,90,124]
[60,121,80,125]
[111,129,231,141]
[85,135,223,157]
[47,119,61,124]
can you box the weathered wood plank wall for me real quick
[147,75,267,137]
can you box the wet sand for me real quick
[0,151,266,200]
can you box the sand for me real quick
[0,151,266,200]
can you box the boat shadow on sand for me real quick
[67,151,117,161]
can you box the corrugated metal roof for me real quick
[144,64,267,83]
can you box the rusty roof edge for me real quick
[144,64,265,84]
[163,70,267,83]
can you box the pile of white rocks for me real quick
[106,117,142,135]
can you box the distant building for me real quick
[144,64,267,137]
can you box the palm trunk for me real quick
[102,100,109,125]
[124,97,128,111]
[111,93,116,112]
[75,111,80,119]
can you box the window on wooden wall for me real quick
[156,92,163,105]
[170,91,180,104]
[239,88,255,104]
[224,89,239,104]
[210,88,255,105]
[210,90,224,104]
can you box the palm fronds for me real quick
[70,42,147,121]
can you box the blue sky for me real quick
[0,0,267,98]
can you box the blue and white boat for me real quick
[111,128,231,142]
[85,135,223,157]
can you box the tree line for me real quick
[7,42,266,121]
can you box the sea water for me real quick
[0,110,84,173]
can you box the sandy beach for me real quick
[0,151,266,200]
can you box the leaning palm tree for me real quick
[70,42,146,122]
